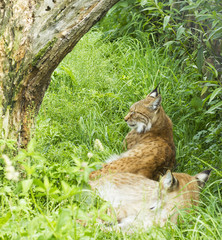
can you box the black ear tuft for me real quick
[202,169,212,175]
[149,85,159,98]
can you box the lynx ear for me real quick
[162,170,178,191]
[195,169,211,188]
[148,95,162,110]
[148,85,160,98]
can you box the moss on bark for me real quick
[32,37,57,67]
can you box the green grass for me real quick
[0,29,221,239]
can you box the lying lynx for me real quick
[90,87,175,180]
[90,170,211,231]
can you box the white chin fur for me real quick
[146,121,152,131]
[136,121,152,133]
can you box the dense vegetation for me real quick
[0,0,221,239]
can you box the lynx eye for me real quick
[149,201,160,211]
[150,205,156,210]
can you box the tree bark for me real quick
[0,0,119,147]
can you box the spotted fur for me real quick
[90,87,175,180]
[90,170,211,231]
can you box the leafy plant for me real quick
[0,8,221,238]
[100,0,222,115]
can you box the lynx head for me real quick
[124,86,162,133]
[160,169,211,193]
[90,170,211,230]
[155,169,212,223]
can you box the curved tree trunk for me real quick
[0,0,119,147]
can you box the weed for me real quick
[0,20,221,239]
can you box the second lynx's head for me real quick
[124,87,164,133]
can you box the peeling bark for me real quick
[0,0,119,147]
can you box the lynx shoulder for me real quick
[90,170,211,231]
[90,87,175,181]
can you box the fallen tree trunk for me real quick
[0,0,119,147]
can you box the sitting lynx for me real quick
[90,87,175,180]
[90,170,211,231]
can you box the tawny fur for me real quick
[89,88,175,181]
[90,170,211,231]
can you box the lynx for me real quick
[90,87,175,180]
[90,170,211,231]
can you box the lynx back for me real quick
[90,87,175,180]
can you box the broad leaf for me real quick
[163,16,170,30]
[209,88,222,103]
[22,179,33,194]
[206,101,222,114]
[177,26,185,40]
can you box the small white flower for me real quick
[5,172,13,180]
[81,162,88,168]
[94,139,104,152]
[2,154,12,166]
[19,199,27,207]
[14,171,20,180]
[5,166,15,173]
[2,154,19,181]
[87,152,93,159]
[5,170,19,181]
